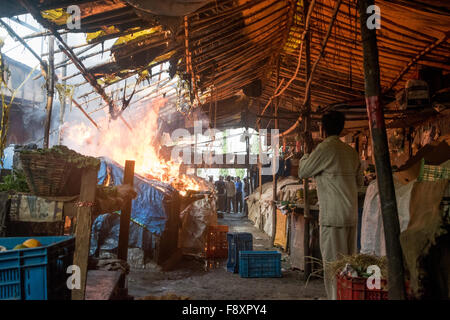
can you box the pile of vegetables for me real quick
[326,253,388,279]
[20,145,100,169]
[0,170,29,193]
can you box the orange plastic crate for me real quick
[205,225,229,258]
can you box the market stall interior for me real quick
[0,0,449,300]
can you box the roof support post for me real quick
[302,0,313,280]
[357,0,406,300]
[43,36,54,148]
[271,58,280,246]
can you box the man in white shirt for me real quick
[298,111,363,299]
[225,176,236,213]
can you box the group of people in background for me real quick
[212,175,249,214]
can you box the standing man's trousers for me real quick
[320,225,357,300]
[217,194,226,212]
[235,192,243,213]
[226,196,235,213]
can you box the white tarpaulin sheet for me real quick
[247,176,304,238]
[178,195,217,254]
[360,176,415,256]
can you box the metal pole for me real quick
[357,0,406,300]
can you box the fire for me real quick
[63,97,202,196]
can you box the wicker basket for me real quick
[19,152,74,196]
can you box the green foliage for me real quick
[20,145,100,169]
[235,168,245,179]
[219,168,229,177]
[0,170,29,193]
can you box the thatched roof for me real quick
[1,0,449,134]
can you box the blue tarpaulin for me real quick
[90,158,178,256]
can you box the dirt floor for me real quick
[127,214,326,300]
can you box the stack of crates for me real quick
[226,232,253,273]
[239,251,282,278]
[205,225,229,258]
[0,236,75,300]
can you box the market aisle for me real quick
[127,215,326,300]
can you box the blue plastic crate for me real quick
[0,236,75,300]
[239,251,282,278]
[226,233,253,273]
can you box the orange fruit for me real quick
[22,239,42,248]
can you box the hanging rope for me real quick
[256,0,317,125]
[280,0,343,138]
[184,15,202,110]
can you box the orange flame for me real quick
[63,98,202,196]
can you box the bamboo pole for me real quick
[0,18,105,132]
[0,19,46,67]
[55,47,110,70]
[22,29,69,40]
[256,0,317,125]
[58,33,68,145]
[357,0,405,300]
[18,0,128,127]
[384,32,450,93]
[271,57,280,246]
[280,0,342,138]
[71,99,99,129]
[303,0,312,279]
[258,103,263,197]
[43,36,54,149]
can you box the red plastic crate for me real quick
[336,275,388,300]
[205,225,229,258]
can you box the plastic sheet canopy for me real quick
[90,157,178,256]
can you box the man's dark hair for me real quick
[321,111,345,136]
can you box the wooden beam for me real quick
[72,166,99,300]
[117,160,135,290]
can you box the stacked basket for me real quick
[18,146,100,197]
[19,151,74,196]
